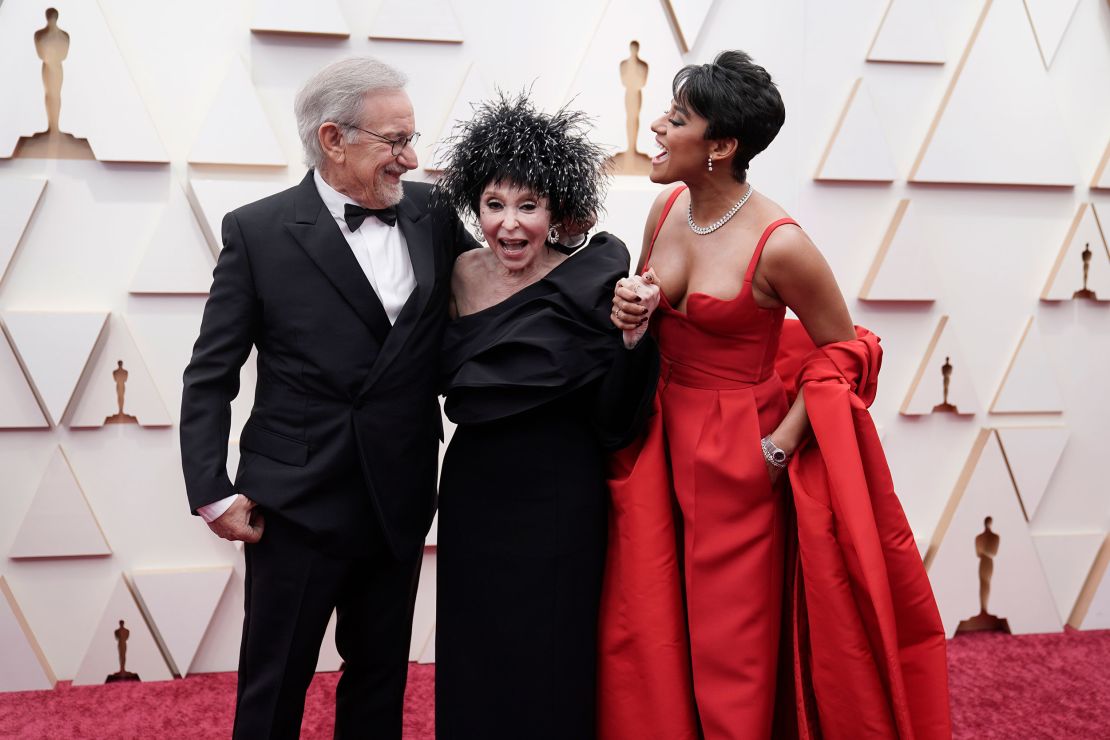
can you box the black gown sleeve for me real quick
[592,334,659,451]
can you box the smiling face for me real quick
[323,88,417,208]
[478,181,552,273]
[649,98,713,185]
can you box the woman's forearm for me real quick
[769,391,809,457]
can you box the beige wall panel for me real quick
[564,0,684,159]
[0,0,167,162]
[661,0,717,54]
[1093,140,1110,189]
[1023,0,1080,68]
[188,559,245,675]
[408,550,437,662]
[8,446,110,559]
[859,199,939,301]
[369,0,464,43]
[867,0,946,64]
[996,425,1069,520]
[815,78,897,182]
[1069,536,1110,629]
[0,329,48,429]
[186,176,292,255]
[130,567,232,676]
[422,63,491,173]
[317,610,342,672]
[72,575,173,685]
[926,429,1062,635]
[0,576,56,692]
[1041,202,1110,301]
[68,315,172,428]
[900,315,979,415]
[1032,532,1103,628]
[910,0,1076,185]
[129,184,215,295]
[593,179,668,271]
[251,0,350,39]
[989,317,1065,414]
[188,57,288,167]
[0,177,46,288]
[2,310,108,426]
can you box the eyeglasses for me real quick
[345,124,421,156]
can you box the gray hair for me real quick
[294,57,408,169]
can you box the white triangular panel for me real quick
[1069,537,1110,629]
[910,0,1076,186]
[662,0,716,53]
[0,1,167,162]
[423,63,492,172]
[1032,532,1103,627]
[317,610,342,672]
[8,447,111,559]
[409,550,436,661]
[73,576,174,685]
[815,79,896,182]
[68,315,172,428]
[187,177,286,254]
[130,568,232,676]
[189,58,287,167]
[996,426,1068,520]
[251,0,350,38]
[2,310,108,426]
[0,330,48,429]
[0,577,56,691]
[989,317,1064,414]
[925,429,1062,635]
[1041,203,1110,301]
[900,315,978,416]
[418,625,436,664]
[867,0,946,64]
[1023,0,1079,69]
[130,185,216,295]
[369,0,464,43]
[859,199,938,301]
[0,177,46,286]
[1093,140,1110,190]
[564,0,685,158]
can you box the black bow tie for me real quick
[344,203,397,231]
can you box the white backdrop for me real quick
[1,0,1109,685]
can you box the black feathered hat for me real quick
[433,92,609,226]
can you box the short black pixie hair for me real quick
[433,92,608,226]
[672,50,785,183]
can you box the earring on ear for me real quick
[707,156,714,173]
[548,224,560,243]
[473,223,485,243]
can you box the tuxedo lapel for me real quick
[357,193,436,396]
[284,173,392,345]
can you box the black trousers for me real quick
[234,513,422,740]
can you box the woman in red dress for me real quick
[603,51,951,739]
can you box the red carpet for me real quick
[1,630,1108,738]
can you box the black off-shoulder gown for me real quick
[435,234,657,740]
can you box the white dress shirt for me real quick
[198,171,417,523]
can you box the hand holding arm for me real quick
[611,268,661,348]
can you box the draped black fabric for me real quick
[441,232,632,426]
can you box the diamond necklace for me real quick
[687,183,754,235]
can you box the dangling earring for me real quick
[473,223,485,243]
[548,224,560,243]
[707,156,714,173]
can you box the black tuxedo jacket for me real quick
[181,171,473,557]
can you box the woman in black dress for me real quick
[432,94,660,739]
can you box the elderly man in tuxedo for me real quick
[180,57,473,738]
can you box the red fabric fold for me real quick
[785,321,950,739]
[598,320,951,739]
